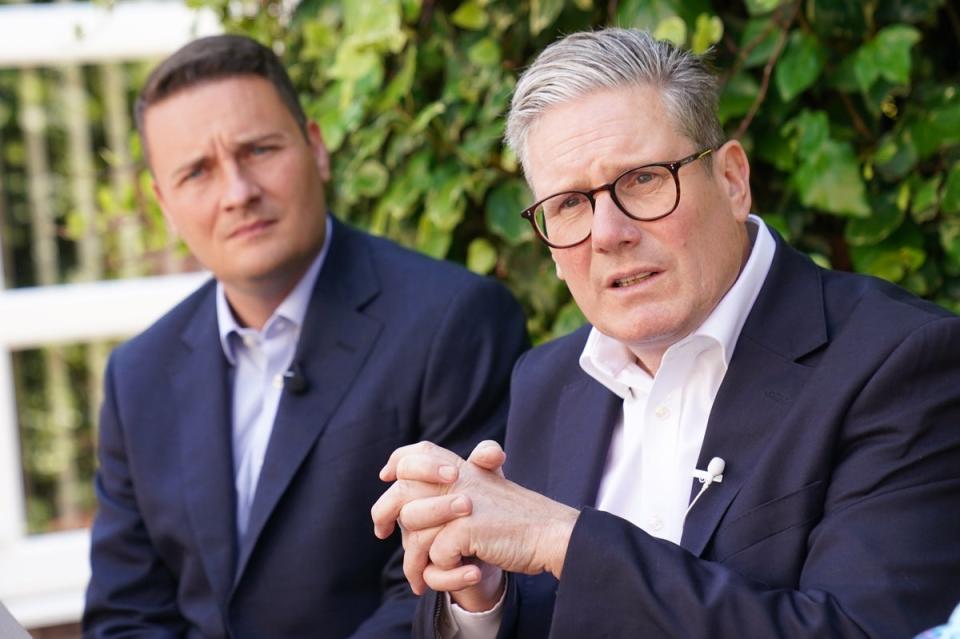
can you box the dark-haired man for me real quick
[84,34,527,638]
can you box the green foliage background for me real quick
[195,0,960,342]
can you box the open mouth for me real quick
[612,272,657,288]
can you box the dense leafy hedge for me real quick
[198,0,960,341]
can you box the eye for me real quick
[559,194,584,210]
[617,167,668,195]
[628,171,656,186]
[248,143,277,157]
[178,165,206,185]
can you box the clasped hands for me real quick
[371,440,579,612]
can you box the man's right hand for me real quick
[372,440,507,611]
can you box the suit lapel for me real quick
[681,237,828,556]
[233,220,382,587]
[547,377,620,509]
[173,283,238,603]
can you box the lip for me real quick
[604,268,662,289]
[228,218,276,240]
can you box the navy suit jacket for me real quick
[84,217,528,638]
[418,234,960,638]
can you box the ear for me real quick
[152,180,180,238]
[307,121,331,182]
[713,140,752,222]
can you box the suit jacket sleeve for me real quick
[83,354,187,638]
[545,315,960,639]
[350,276,529,639]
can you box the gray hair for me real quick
[505,28,726,173]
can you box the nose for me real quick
[590,190,642,253]
[220,162,261,211]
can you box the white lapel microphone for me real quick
[685,457,726,517]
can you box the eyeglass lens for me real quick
[533,164,677,246]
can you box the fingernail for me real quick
[451,496,470,515]
[378,465,388,480]
[464,568,480,584]
[438,465,457,481]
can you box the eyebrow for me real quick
[168,132,290,182]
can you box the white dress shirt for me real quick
[443,215,775,638]
[216,216,332,540]
[585,215,773,542]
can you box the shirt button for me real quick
[272,374,284,390]
[242,335,257,348]
[655,405,671,420]
[648,515,664,532]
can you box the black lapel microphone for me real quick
[283,362,309,395]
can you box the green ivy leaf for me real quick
[740,18,781,69]
[329,44,382,82]
[874,25,921,86]
[343,0,405,51]
[942,163,960,215]
[793,139,870,217]
[486,178,534,245]
[401,0,422,22]
[426,166,467,231]
[416,214,452,259]
[851,46,880,93]
[845,193,904,246]
[467,237,498,274]
[615,0,681,30]
[783,110,829,158]
[775,32,824,102]
[451,1,488,31]
[468,37,501,67]
[375,45,417,112]
[551,300,587,339]
[654,16,687,47]
[910,174,942,224]
[874,131,918,181]
[911,103,960,159]
[691,14,723,54]
[718,72,759,125]
[941,219,960,271]
[530,0,565,35]
[353,160,390,197]
[744,0,786,16]
[374,150,430,221]
[850,244,925,283]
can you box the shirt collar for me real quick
[217,215,333,365]
[580,214,776,399]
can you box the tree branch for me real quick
[733,0,802,141]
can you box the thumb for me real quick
[467,440,506,476]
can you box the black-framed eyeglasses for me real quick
[520,148,715,249]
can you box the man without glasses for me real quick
[373,27,960,639]
[84,34,528,638]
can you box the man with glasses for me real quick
[372,28,960,638]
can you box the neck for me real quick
[223,260,312,330]
[223,285,289,330]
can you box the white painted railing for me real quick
[0,274,210,628]
[0,0,219,629]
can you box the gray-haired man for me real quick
[373,28,960,639]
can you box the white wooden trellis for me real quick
[0,1,219,628]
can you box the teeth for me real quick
[613,272,654,288]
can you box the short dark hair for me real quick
[135,34,308,156]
